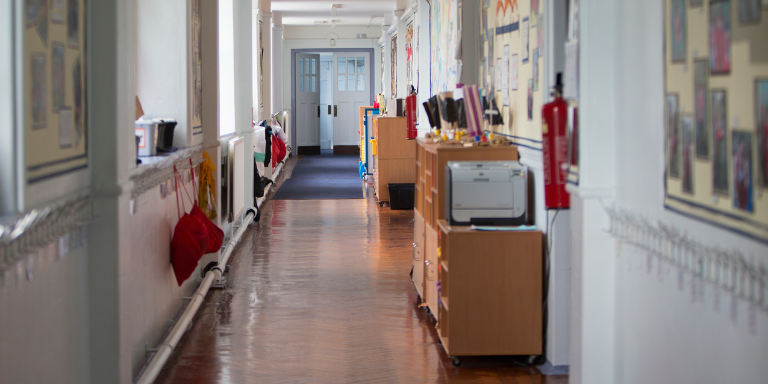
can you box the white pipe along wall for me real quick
[135,208,258,384]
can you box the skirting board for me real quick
[298,146,321,156]
[333,145,360,155]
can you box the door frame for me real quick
[290,48,375,156]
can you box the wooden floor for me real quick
[156,157,567,384]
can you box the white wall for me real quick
[571,1,768,383]
[284,26,382,40]
[136,0,192,148]
[0,246,91,384]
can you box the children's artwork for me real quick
[694,59,709,158]
[533,49,539,91]
[667,94,680,178]
[709,1,731,74]
[712,90,729,194]
[430,0,459,94]
[73,56,84,145]
[682,115,694,194]
[738,0,761,24]
[531,0,539,26]
[67,0,79,48]
[527,78,534,121]
[671,0,686,62]
[496,57,502,90]
[406,23,414,92]
[537,13,544,58]
[391,34,397,97]
[757,80,768,187]
[52,43,65,111]
[52,0,65,23]
[521,17,530,63]
[503,46,510,106]
[191,0,202,132]
[31,54,47,129]
[511,53,518,91]
[732,131,753,212]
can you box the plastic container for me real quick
[135,118,158,156]
[387,183,415,210]
[370,139,377,156]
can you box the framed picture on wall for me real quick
[671,0,687,63]
[682,114,694,194]
[694,59,709,159]
[667,94,681,179]
[732,131,753,212]
[712,89,729,194]
[738,0,761,24]
[757,79,768,188]
[709,0,731,75]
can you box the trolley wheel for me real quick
[451,356,462,367]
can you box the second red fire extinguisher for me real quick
[405,87,418,139]
[541,74,570,209]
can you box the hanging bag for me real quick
[170,165,206,286]
[188,159,224,255]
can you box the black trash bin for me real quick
[387,183,415,210]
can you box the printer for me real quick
[445,161,528,225]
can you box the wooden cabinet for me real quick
[412,211,425,299]
[372,117,416,202]
[412,139,519,302]
[436,220,542,358]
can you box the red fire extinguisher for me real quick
[541,74,570,209]
[405,88,418,139]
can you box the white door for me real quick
[319,60,333,149]
[296,53,320,149]
[332,53,371,148]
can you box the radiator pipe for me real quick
[136,208,256,384]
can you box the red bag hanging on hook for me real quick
[170,165,206,286]
[188,159,224,254]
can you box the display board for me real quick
[191,0,202,134]
[405,22,414,93]
[24,0,88,183]
[664,0,768,242]
[430,0,459,94]
[480,0,545,149]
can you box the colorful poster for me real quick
[522,17,530,63]
[531,0,539,26]
[406,23,414,93]
[430,0,458,94]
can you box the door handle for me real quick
[328,105,332,115]
[317,105,320,117]
[334,105,337,117]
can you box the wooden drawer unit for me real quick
[412,211,426,300]
[436,220,542,359]
[371,117,417,203]
[424,224,439,316]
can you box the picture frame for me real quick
[756,79,768,188]
[732,130,753,212]
[709,0,731,75]
[694,59,709,159]
[667,93,681,178]
[682,114,694,194]
[711,89,729,195]
[738,0,761,24]
[671,0,687,63]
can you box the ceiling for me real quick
[270,1,398,27]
